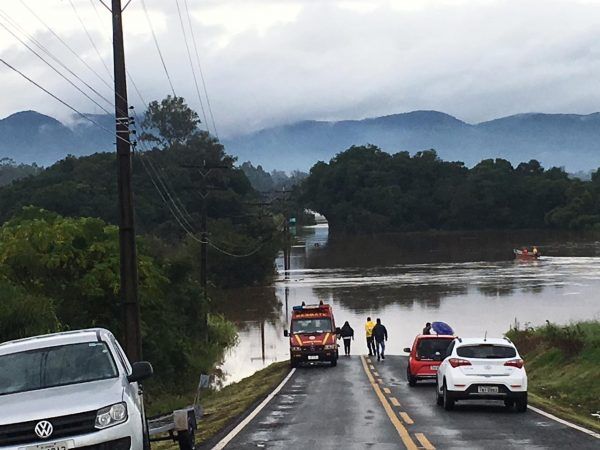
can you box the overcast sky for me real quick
[2,0,600,137]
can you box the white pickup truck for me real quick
[0,328,154,450]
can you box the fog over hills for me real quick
[2,110,599,171]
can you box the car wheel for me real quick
[436,381,443,406]
[291,359,298,369]
[516,394,528,413]
[331,357,337,367]
[443,382,455,411]
[176,415,196,450]
[407,367,417,387]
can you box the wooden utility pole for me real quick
[112,0,141,361]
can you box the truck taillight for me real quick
[504,359,524,369]
[448,358,471,368]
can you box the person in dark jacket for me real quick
[422,322,432,335]
[339,321,354,355]
[372,318,388,361]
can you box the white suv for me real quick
[436,337,527,412]
[0,328,153,450]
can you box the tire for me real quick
[516,393,528,413]
[443,382,455,411]
[504,399,515,409]
[331,357,337,367]
[407,367,417,387]
[291,359,298,369]
[176,415,196,450]
[436,381,443,406]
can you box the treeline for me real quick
[0,158,40,187]
[0,97,281,393]
[240,161,307,192]
[300,145,600,233]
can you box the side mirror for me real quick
[128,361,153,383]
[403,347,411,353]
[284,330,289,337]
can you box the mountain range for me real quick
[1,110,599,171]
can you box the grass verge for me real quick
[151,361,290,449]
[507,321,600,432]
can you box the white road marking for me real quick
[211,368,296,449]
[528,405,600,439]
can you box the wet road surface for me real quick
[221,356,599,449]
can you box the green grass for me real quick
[151,362,290,449]
[507,321,600,432]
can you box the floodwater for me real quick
[216,225,600,385]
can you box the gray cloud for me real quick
[2,0,600,137]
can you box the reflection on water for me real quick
[217,225,600,385]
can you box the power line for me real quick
[68,0,113,79]
[174,0,209,132]
[140,0,177,97]
[0,12,113,113]
[19,0,113,91]
[183,0,219,138]
[0,58,130,146]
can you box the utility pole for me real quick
[112,0,141,362]
[181,161,229,336]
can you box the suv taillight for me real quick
[448,358,471,368]
[504,359,524,369]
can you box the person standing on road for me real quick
[372,318,388,361]
[365,317,376,356]
[422,322,432,335]
[340,321,354,355]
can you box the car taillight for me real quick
[504,359,524,369]
[448,358,471,368]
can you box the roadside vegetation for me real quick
[507,321,600,431]
[151,362,290,449]
[300,145,600,234]
[0,96,282,405]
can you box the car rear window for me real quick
[457,344,516,359]
[416,338,453,360]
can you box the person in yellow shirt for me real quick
[365,317,376,356]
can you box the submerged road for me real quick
[218,356,599,449]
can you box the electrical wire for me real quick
[174,0,209,132]
[183,0,219,138]
[68,0,113,79]
[140,0,177,97]
[0,58,131,147]
[0,14,113,114]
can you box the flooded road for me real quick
[217,225,600,385]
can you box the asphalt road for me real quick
[220,355,599,449]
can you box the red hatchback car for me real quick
[404,334,455,386]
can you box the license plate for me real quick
[307,355,319,360]
[430,366,438,371]
[26,441,74,450]
[478,386,499,394]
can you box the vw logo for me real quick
[34,421,53,439]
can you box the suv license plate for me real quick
[430,366,438,371]
[478,386,499,394]
[307,355,319,360]
[26,440,74,450]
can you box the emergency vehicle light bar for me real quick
[292,303,329,311]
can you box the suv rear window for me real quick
[416,338,453,360]
[0,342,118,396]
[457,344,516,359]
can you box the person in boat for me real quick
[522,248,529,255]
[340,321,354,356]
[422,322,432,335]
[533,246,539,257]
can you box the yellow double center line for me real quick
[360,356,419,450]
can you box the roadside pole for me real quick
[112,0,142,361]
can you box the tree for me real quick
[141,95,204,147]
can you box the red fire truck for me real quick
[284,303,339,368]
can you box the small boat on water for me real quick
[513,249,540,260]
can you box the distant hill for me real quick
[0,111,113,166]
[223,111,600,171]
[2,110,600,171]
